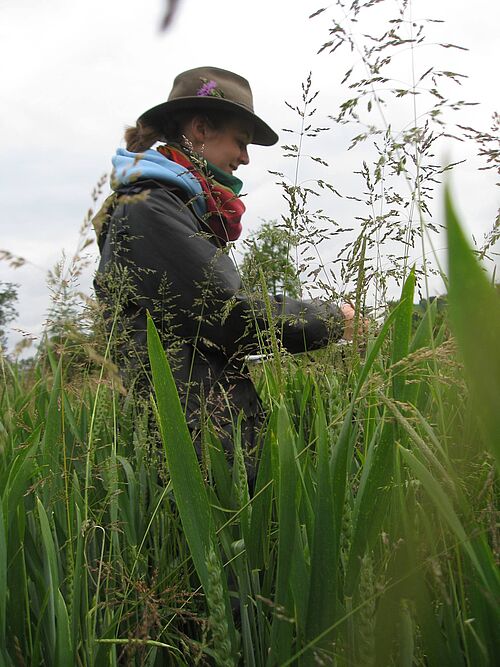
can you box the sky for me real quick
[1,0,498,354]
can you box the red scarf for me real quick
[157,145,245,245]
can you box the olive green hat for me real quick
[138,66,278,146]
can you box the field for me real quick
[0,192,499,665]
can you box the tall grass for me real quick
[0,191,498,665]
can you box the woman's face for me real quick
[187,116,253,175]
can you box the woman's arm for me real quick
[98,184,347,356]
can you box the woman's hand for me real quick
[341,303,356,341]
[340,303,369,340]
[341,303,370,341]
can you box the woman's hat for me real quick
[138,66,278,146]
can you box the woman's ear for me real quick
[181,114,219,153]
[186,115,211,148]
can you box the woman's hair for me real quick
[124,109,239,152]
[124,122,160,152]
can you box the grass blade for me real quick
[445,186,500,470]
[392,267,415,400]
[269,402,297,665]
[305,396,336,650]
[146,313,236,653]
[399,445,500,601]
[0,503,6,651]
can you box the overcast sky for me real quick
[1,0,498,354]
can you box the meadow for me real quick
[1,192,499,666]
[1,2,499,665]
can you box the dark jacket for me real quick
[95,179,343,452]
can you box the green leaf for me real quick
[354,302,403,397]
[445,186,500,471]
[207,425,233,509]
[345,419,390,595]
[391,267,415,399]
[269,402,297,665]
[0,503,6,648]
[400,446,500,600]
[117,456,139,547]
[409,298,438,354]
[305,397,336,649]
[146,313,236,650]
[55,589,72,666]
[70,504,84,658]
[345,269,416,593]
[247,416,274,570]
[2,429,39,533]
[37,497,57,659]
[330,298,403,565]
[41,357,62,472]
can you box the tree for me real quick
[239,220,302,299]
[0,282,18,353]
[46,278,82,343]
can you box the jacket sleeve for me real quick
[97,186,344,356]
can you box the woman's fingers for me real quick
[341,303,355,340]
[340,303,370,341]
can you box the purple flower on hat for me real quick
[196,78,225,98]
[197,80,217,96]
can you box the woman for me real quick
[95,66,353,479]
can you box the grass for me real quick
[0,189,498,665]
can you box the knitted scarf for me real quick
[157,145,245,244]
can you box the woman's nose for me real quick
[240,146,250,166]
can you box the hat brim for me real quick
[138,96,278,147]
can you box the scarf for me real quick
[157,145,245,243]
[111,145,245,245]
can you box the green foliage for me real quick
[239,220,302,298]
[386,296,448,336]
[0,194,498,664]
[445,186,500,472]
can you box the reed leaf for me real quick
[55,589,72,666]
[2,430,39,534]
[305,395,336,649]
[41,357,62,476]
[146,313,236,653]
[399,445,500,602]
[0,503,6,651]
[445,186,500,471]
[247,415,274,570]
[269,402,297,665]
[409,298,438,355]
[331,295,402,578]
[391,267,415,400]
[345,269,416,594]
[36,497,58,663]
